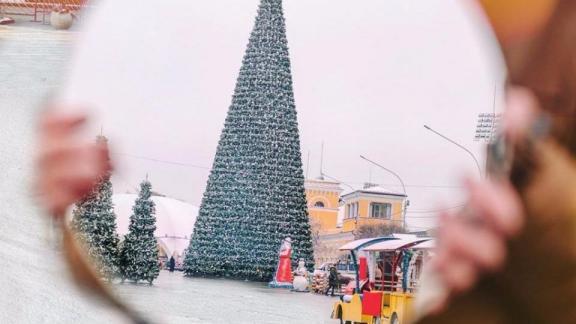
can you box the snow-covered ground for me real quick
[0,20,338,324]
[115,272,339,323]
[0,18,119,324]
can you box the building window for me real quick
[314,201,325,208]
[370,202,392,219]
[346,202,359,219]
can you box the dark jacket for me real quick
[328,267,338,285]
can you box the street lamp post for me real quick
[423,125,483,177]
[359,155,408,231]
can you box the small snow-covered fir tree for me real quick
[119,179,160,284]
[184,0,314,281]
[71,136,120,281]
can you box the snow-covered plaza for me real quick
[114,271,338,323]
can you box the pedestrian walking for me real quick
[325,265,339,296]
[169,256,176,272]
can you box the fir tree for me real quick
[119,179,160,284]
[184,0,314,281]
[71,136,120,281]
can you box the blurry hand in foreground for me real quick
[35,111,111,218]
[425,87,539,313]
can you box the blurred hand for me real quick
[35,110,111,218]
[431,179,524,302]
[427,87,538,312]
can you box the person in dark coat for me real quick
[325,265,339,296]
[168,256,176,272]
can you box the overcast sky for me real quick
[58,0,506,231]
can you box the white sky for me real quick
[59,0,506,231]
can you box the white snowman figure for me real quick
[292,258,309,292]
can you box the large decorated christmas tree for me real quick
[119,178,160,284]
[184,0,314,281]
[71,136,120,281]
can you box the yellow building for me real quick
[305,178,349,265]
[340,186,406,233]
[304,178,343,233]
[304,180,408,266]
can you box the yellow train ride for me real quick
[332,235,434,324]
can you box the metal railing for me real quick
[1,0,92,21]
[373,277,419,293]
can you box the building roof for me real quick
[304,178,343,192]
[336,233,428,252]
[363,236,430,252]
[338,236,396,251]
[341,185,407,200]
[113,194,199,257]
[411,239,436,250]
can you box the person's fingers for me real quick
[427,175,526,310]
[45,151,107,189]
[440,258,477,294]
[426,294,449,316]
[39,142,110,172]
[41,190,77,218]
[37,142,101,169]
[34,110,115,219]
[441,218,507,272]
[465,178,524,236]
[504,86,539,144]
[38,167,102,217]
[432,219,505,303]
[36,147,109,217]
[39,111,87,137]
[431,211,454,268]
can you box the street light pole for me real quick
[359,155,408,231]
[423,125,483,177]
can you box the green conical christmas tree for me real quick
[184,0,314,281]
[71,136,120,281]
[119,179,160,284]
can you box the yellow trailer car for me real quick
[332,236,434,324]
